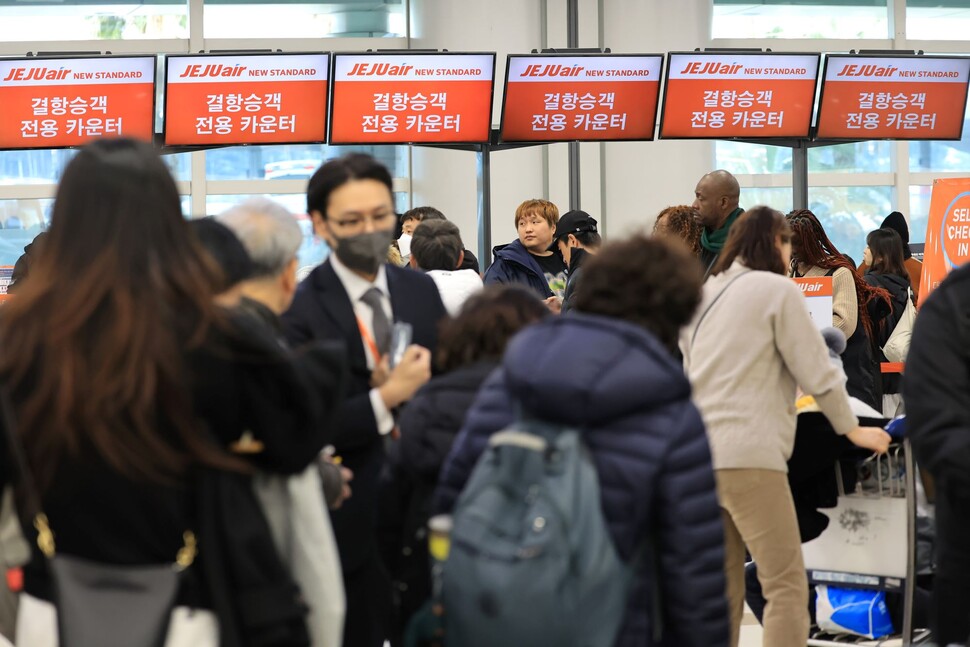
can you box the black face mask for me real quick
[332,228,394,275]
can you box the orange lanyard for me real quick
[355,315,381,363]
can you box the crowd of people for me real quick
[0,138,966,647]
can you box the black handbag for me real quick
[1,389,196,647]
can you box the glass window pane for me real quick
[205,144,407,181]
[716,141,893,175]
[0,4,188,41]
[204,2,405,38]
[738,187,794,214]
[715,141,792,174]
[909,185,932,246]
[712,1,889,39]
[809,141,891,173]
[908,4,970,40]
[0,149,77,183]
[807,185,894,265]
[0,199,51,266]
[164,153,192,182]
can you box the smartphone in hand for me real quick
[389,322,413,369]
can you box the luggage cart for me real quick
[802,419,931,646]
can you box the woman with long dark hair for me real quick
[863,227,913,416]
[0,138,344,646]
[682,206,890,647]
[787,209,891,410]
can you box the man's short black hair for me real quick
[402,205,446,224]
[410,219,463,271]
[306,153,393,218]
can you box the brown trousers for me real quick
[716,469,809,647]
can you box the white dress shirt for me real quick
[329,255,395,435]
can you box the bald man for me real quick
[692,170,743,278]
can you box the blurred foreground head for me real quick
[0,137,233,488]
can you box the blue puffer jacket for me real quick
[435,313,729,647]
[483,239,554,299]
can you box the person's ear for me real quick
[282,258,298,293]
[568,234,580,248]
[408,255,419,269]
[455,249,464,270]
[310,210,332,245]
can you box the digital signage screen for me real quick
[660,52,820,139]
[329,52,495,145]
[164,53,329,146]
[816,55,970,140]
[500,54,664,142]
[0,56,156,150]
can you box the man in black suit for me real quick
[282,154,446,647]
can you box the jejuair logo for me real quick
[3,67,69,82]
[522,64,583,77]
[678,61,742,75]
[178,64,247,78]
[347,63,414,76]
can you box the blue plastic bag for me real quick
[816,585,895,639]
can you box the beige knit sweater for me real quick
[681,261,859,472]
[793,264,858,337]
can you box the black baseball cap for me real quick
[553,210,598,242]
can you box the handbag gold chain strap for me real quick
[33,513,197,571]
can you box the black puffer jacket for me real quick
[378,361,497,633]
[864,271,911,394]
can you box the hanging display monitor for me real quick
[499,53,664,142]
[0,56,156,150]
[660,52,820,139]
[816,55,970,140]
[164,53,329,146]
[329,52,495,145]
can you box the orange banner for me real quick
[164,54,329,146]
[500,55,662,142]
[329,53,495,144]
[816,56,970,140]
[920,177,970,305]
[660,53,819,139]
[0,57,155,148]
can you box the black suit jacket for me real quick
[281,260,447,572]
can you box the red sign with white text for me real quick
[329,53,495,144]
[920,178,970,305]
[660,53,819,139]
[0,57,155,149]
[816,56,970,140]
[500,55,663,142]
[164,54,329,146]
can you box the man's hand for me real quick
[370,355,391,388]
[544,296,562,315]
[378,344,432,409]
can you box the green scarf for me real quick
[700,207,744,253]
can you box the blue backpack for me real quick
[442,417,636,647]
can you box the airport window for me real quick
[203,0,406,38]
[711,0,890,39]
[204,145,407,181]
[0,0,188,42]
